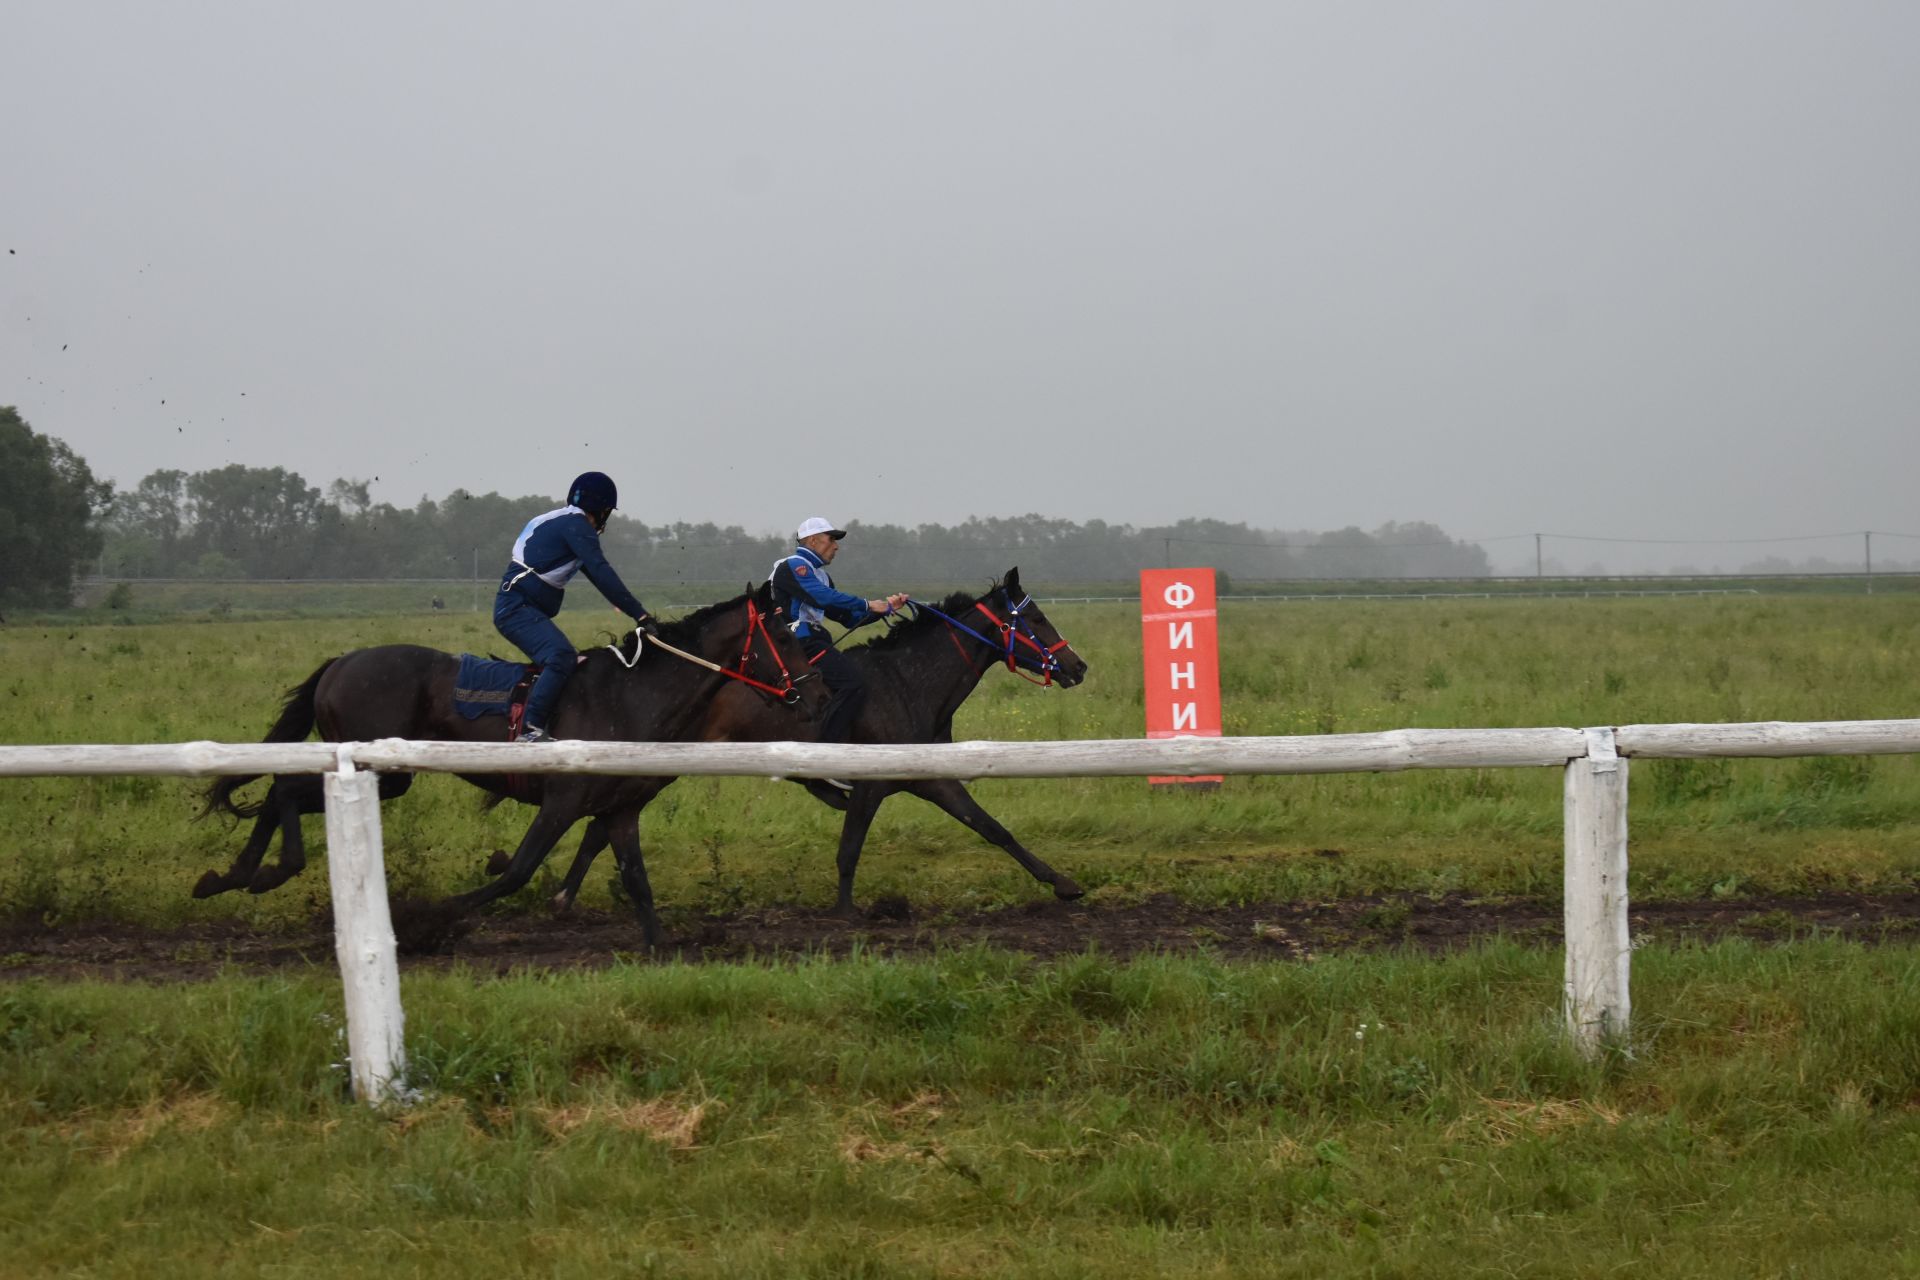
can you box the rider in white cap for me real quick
[768,517,908,784]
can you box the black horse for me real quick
[543,568,1091,917]
[200,583,826,946]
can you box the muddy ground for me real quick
[3,889,1918,982]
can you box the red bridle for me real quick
[728,599,808,703]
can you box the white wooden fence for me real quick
[5,718,1919,1104]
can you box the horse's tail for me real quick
[200,658,338,820]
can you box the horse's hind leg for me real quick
[193,800,284,899]
[904,779,1084,901]
[247,774,328,894]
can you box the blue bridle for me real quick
[904,587,1074,685]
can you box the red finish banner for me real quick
[1139,568,1223,786]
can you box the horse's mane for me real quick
[597,589,757,662]
[857,587,988,652]
[656,590,755,647]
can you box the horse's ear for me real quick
[1004,566,1022,591]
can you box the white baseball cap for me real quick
[796,516,848,541]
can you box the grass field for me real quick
[4,592,1919,1275]
[0,943,1915,1276]
[3,593,1918,924]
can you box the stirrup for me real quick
[518,725,553,744]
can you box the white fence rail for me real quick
[6,718,1920,1104]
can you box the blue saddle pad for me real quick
[453,654,532,719]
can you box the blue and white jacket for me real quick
[769,546,873,639]
[498,505,648,620]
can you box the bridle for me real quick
[608,598,816,705]
[906,587,1076,687]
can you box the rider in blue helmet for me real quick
[494,471,655,743]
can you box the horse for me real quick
[199,583,827,946]
[541,567,1091,918]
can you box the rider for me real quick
[494,471,656,744]
[768,517,908,784]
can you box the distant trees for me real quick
[0,407,113,608]
[82,456,1494,587]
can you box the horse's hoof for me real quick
[550,888,575,914]
[485,851,512,876]
[191,870,230,899]
[1052,877,1086,901]
[827,902,863,923]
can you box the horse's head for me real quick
[977,567,1089,689]
[745,580,832,720]
[646,585,831,721]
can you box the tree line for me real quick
[4,408,1491,608]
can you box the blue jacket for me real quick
[498,505,648,620]
[769,546,873,639]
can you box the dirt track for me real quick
[3,889,1917,982]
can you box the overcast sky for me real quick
[5,1,1917,571]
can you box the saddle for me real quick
[452,653,586,741]
[452,656,552,801]
[452,654,539,731]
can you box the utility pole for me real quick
[1164,537,1172,568]
[472,548,479,612]
[1535,533,1543,580]
[1865,531,1873,596]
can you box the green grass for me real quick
[3,594,1919,924]
[3,942,1917,1276]
[5,596,1919,1275]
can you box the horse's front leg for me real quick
[394,796,585,953]
[548,778,673,913]
[903,778,1084,901]
[829,784,892,918]
[551,818,611,913]
[603,809,666,948]
[468,803,575,906]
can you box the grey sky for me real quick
[6,2,1917,571]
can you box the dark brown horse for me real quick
[200,583,826,946]
[543,568,1091,917]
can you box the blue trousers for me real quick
[493,591,576,731]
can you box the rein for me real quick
[606,599,809,704]
[905,590,1073,686]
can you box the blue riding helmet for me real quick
[568,471,618,513]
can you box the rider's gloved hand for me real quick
[634,613,660,637]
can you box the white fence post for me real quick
[323,753,408,1105]
[1564,726,1630,1056]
